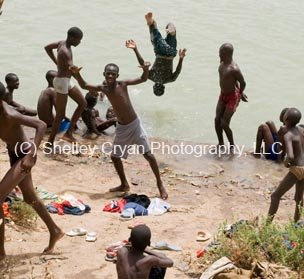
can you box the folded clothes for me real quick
[103,199,127,213]
[46,198,91,216]
[124,194,151,209]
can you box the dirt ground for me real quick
[0,132,297,279]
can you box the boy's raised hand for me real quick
[138,61,151,70]
[179,48,187,59]
[126,39,137,50]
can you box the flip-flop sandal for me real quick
[66,228,87,237]
[119,208,135,221]
[86,232,97,242]
[196,231,211,242]
[152,241,182,251]
[105,251,117,262]
[128,221,145,229]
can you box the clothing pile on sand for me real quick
[103,194,170,220]
[46,194,91,216]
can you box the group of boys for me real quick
[1,3,304,278]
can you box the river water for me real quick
[1,0,304,147]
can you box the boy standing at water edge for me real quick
[0,82,63,260]
[116,225,173,279]
[215,43,247,149]
[44,27,87,145]
[70,61,168,199]
[268,108,304,223]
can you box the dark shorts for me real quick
[7,144,32,167]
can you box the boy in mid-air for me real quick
[0,82,63,260]
[4,73,37,116]
[126,12,186,96]
[81,92,116,137]
[116,225,173,279]
[215,43,247,149]
[268,108,304,223]
[70,60,168,199]
[254,108,289,161]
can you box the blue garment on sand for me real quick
[46,204,58,214]
[266,133,279,161]
[124,202,148,216]
[64,204,91,216]
[59,119,70,132]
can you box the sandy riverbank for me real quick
[0,131,296,279]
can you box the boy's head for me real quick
[153,83,165,96]
[279,107,289,123]
[0,81,6,100]
[85,92,98,108]
[67,27,83,47]
[103,64,119,85]
[285,108,301,127]
[219,43,233,62]
[129,225,151,252]
[46,70,57,87]
[5,73,19,89]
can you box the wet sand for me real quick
[0,133,296,278]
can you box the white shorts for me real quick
[112,117,151,159]
[53,77,75,94]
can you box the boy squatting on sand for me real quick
[268,108,304,223]
[70,59,168,200]
[0,82,63,261]
[116,225,173,279]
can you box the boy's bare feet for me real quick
[109,184,130,192]
[145,12,154,26]
[43,228,64,254]
[158,182,168,200]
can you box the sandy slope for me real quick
[0,134,297,279]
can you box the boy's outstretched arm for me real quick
[284,133,294,167]
[126,39,145,66]
[0,0,4,15]
[172,48,186,81]
[44,41,60,65]
[69,66,101,94]
[123,62,151,86]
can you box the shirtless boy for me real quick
[0,82,63,260]
[70,61,168,199]
[44,27,87,145]
[254,108,289,161]
[268,108,304,223]
[81,92,116,137]
[116,225,173,279]
[126,12,186,96]
[215,43,247,148]
[4,73,37,116]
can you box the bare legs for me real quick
[0,160,63,260]
[215,100,235,146]
[48,86,86,145]
[110,152,168,200]
[254,121,277,157]
[268,172,303,223]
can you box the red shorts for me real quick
[219,89,241,112]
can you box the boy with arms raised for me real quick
[0,82,63,260]
[70,60,168,199]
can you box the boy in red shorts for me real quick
[215,43,247,150]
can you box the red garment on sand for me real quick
[103,199,126,213]
[219,88,241,112]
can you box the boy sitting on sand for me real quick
[215,43,247,149]
[268,108,304,223]
[70,59,168,199]
[0,82,63,260]
[81,92,116,137]
[116,225,173,279]
[254,108,289,161]
[4,73,37,116]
